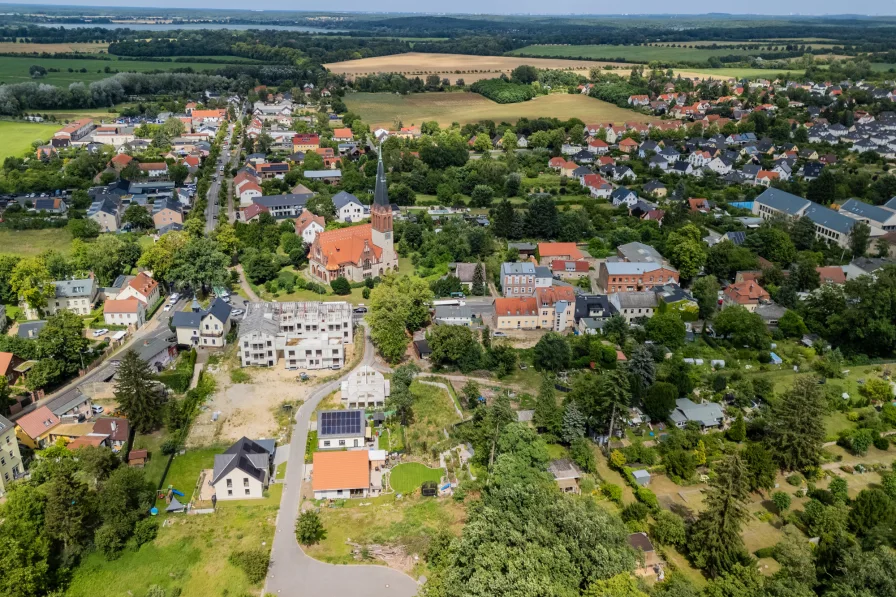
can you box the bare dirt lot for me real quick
[186,344,356,447]
[325,52,635,83]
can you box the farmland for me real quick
[511,43,808,63]
[0,41,111,53]
[0,56,244,85]
[325,51,635,83]
[0,120,62,160]
[344,91,659,128]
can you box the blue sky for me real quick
[0,1,891,15]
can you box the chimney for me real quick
[111,421,117,432]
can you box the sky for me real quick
[0,1,892,16]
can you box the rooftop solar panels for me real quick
[318,409,364,437]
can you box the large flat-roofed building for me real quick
[237,301,354,368]
[598,262,679,293]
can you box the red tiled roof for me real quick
[242,203,269,220]
[538,242,583,259]
[16,406,60,439]
[312,450,369,491]
[724,281,770,304]
[314,224,382,270]
[128,272,158,301]
[550,260,589,273]
[104,298,143,314]
[535,285,576,307]
[92,417,129,442]
[816,266,846,285]
[494,297,538,317]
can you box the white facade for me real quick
[341,366,390,409]
[300,220,324,244]
[336,199,369,222]
[285,333,344,370]
[0,416,24,495]
[214,468,266,500]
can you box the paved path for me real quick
[264,329,419,597]
[234,264,260,302]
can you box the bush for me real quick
[601,482,623,504]
[229,549,270,584]
[874,436,890,451]
[651,510,686,547]
[636,487,660,510]
[754,546,776,559]
[786,473,803,486]
[295,510,326,545]
[470,78,537,103]
[230,369,251,384]
[161,438,181,455]
[622,502,649,522]
[772,490,792,513]
[133,517,159,547]
[330,277,351,295]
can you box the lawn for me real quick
[64,496,278,597]
[161,446,223,501]
[511,44,794,63]
[0,120,62,160]
[0,228,74,257]
[0,56,244,85]
[133,431,169,490]
[403,381,462,459]
[344,91,658,129]
[389,462,445,494]
[304,493,465,575]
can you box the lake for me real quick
[32,22,342,33]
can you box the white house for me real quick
[295,212,325,245]
[171,298,233,348]
[28,276,99,319]
[114,272,160,307]
[238,183,263,207]
[317,409,366,450]
[333,191,369,223]
[103,298,146,328]
[211,437,273,500]
[341,365,391,409]
[284,333,344,370]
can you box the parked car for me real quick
[169,293,180,303]
[164,304,173,312]
[93,328,109,337]
[493,331,507,337]
[232,308,245,316]
[91,405,104,415]
[353,306,368,314]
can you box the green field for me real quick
[0,56,243,85]
[0,228,74,257]
[0,120,62,160]
[678,67,802,79]
[389,462,445,494]
[511,44,797,63]
[871,63,896,72]
[344,91,657,129]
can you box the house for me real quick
[500,262,536,296]
[152,199,184,230]
[91,417,129,450]
[116,272,160,307]
[295,212,326,245]
[608,292,658,323]
[723,280,770,311]
[0,352,25,386]
[599,262,679,293]
[611,187,639,208]
[237,301,354,368]
[493,297,539,330]
[103,298,147,328]
[87,196,121,232]
[0,414,24,494]
[535,285,576,331]
[309,156,395,283]
[317,409,367,450]
[341,365,390,409]
[413,338,431,360]
[617,242,662,264]
[550,260,590,280]
[538,242,583,264]
[642,180,667,198]
[253,194,311,219]
[293,134,321,152]
[139,162,168,178]
[838,198,896,232]
[434,305,476,326]
[54,118,94,141]
[15,405,60,449]
[256,162,290,180]
[548,459,582,494]
[670,398,725,429]
[33,276,99,319]
[618,138,638,153]
[212,437,274,500]
[172,298,233,348]
[312,449,377,500]
[688,198,711,213]
[333,191,369,222]
[34,198,67,214]
[332,128,354,142]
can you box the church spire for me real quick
[373,143,389,207]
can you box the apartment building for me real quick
[0,414,24,495]
[500,262,536,296]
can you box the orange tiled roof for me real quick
[816,266,846,285]
[104,298,142,314]
[314,224,382,270]
[128,272,158,301]
[724,281,770,304]
[191,109,226,120]
[494,297,538,317]
[16,406,60,439]
[111,154,132,166]
[538,242,583,259]
[312,450,369,491]
[332,128,353,138]
[295,212,325,235]
[0,352,16,376]
[535,285,576,307]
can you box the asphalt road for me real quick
[264,328,419,597]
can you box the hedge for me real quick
[157,370,191,393]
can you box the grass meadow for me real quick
[0,56,247,85]
[0,120,63,160]
[389,462,445,494]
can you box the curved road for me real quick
[265,329,420,597]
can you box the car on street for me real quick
[353,306,368,314]
[93,328,109,337]
[91,405,104,415]
[164,304,173,312]
[169,293,180,303]
[232,308,245,316]
[493,331,507,337]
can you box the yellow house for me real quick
[493,297,539,330]
[15,405,60,449]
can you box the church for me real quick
[308,152,398,283]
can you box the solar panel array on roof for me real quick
[319,410,363,437]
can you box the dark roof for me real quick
[92,417,129,442]
[253,194,311,208]
[206,297,232,324]
[212,437,272,485]
[627,532,655,553]
[724,231,747,245]
[754,187,810,216]
[17,320,46,339]
[173,298,231,329]
[172,310,201,329]
[317,409,365,439]
[373,151,389,207]
[332,190,362,209]
[574,294,616,321]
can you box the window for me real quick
[338,440,346,446]
[323,440,330,447]
[244,477,249,487]
[227,479,232,487]
[245,488,251,495]
[227,489,233,496]
[0,457,4,466]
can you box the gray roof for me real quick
[304,170,341,179]
[754,187,810,216]
[452,263,478,283]
[135,336,175,365]
[172,310,201,329]
[239,309,279,338]
[611,291,658,309]
[173,298,231,330]
[88,197,119,217]
[501,262,536,276]
[755,302,787,320]
[212,437,272,485]
[617,242,662,263]
[0,413,12,435]
[839,198,896,226]
[254,194,312,209]
[206,298,232,325]
[548,458,582,480]
[508,242,536,251]
[54,277,95,298]
[374,152,389,207]
[17,320,46,339]
[332,190,363,209]
[317,409,365,439]
[534,266,552,280]
[803,204,857,235]
[670,398,725,427]
[46,388,89,417]
[434,305,475,321]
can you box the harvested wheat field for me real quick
[0,41,110,53]
[345,91,659,128]
[325,52,633,83]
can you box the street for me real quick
[264,328,419,597]
[205,106,245,232]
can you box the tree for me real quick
[329,277,351,295]
[470,185,494,208]
[585,573,649,597]
[138,230,187,283]
[24,359,63,392]
[850,221,872,258]
[742,442,776,493]
[368,275,433,363]
[561,399,586,444]
[767,377,827,472]
[643,382,677,421]
[533,333,570,372]
[626,344,655,396]
[745,225,796,265]
[76,445,120,487]
[525,195,559,239]
[10,257,54,313]
[501,128,518,151]
[296,510,326,545]
[122,204,153,230]
[849,489,896,537]
[728,411,746,442]
[689,453,752,576]
[772,491,792,513]
[533,376,561,435]
[169,163,189,186]
[778,310,807,338]
[859,377,892,404]
[462,380,481,409]
[570,437,596,473]
[692,275,721,319]
[67,218,102,240]
[37,311,89,376]
[652,510,686,547]
[598,369,631,444]
[829,476,850,504]
[44,469,94,555]
[705,242,759,282]
[510,64,538,84]
[713,306,769,349]
[114,350,168,433]
[664,449,697,480]
[645,312,686,349]
[428,325,481,372]
[305,194,336,219]
[168,237,229,292]
[470,263,485,296]
[665,224,707,279]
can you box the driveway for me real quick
[264,329,419,597]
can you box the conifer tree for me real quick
[114,350,168,433]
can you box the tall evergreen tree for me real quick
[728,411,746,442]
[766,377,827,472]
[598,369,631,446]
[471,263,485,296]
[689,453,752,577]
[533,376,561,435]
[561,399,586,444]
[44,469,94,556]
[626,345,656,399]
[114,350,168,433]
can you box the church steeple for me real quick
[373,144,389,207]
[371,144,392,234]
